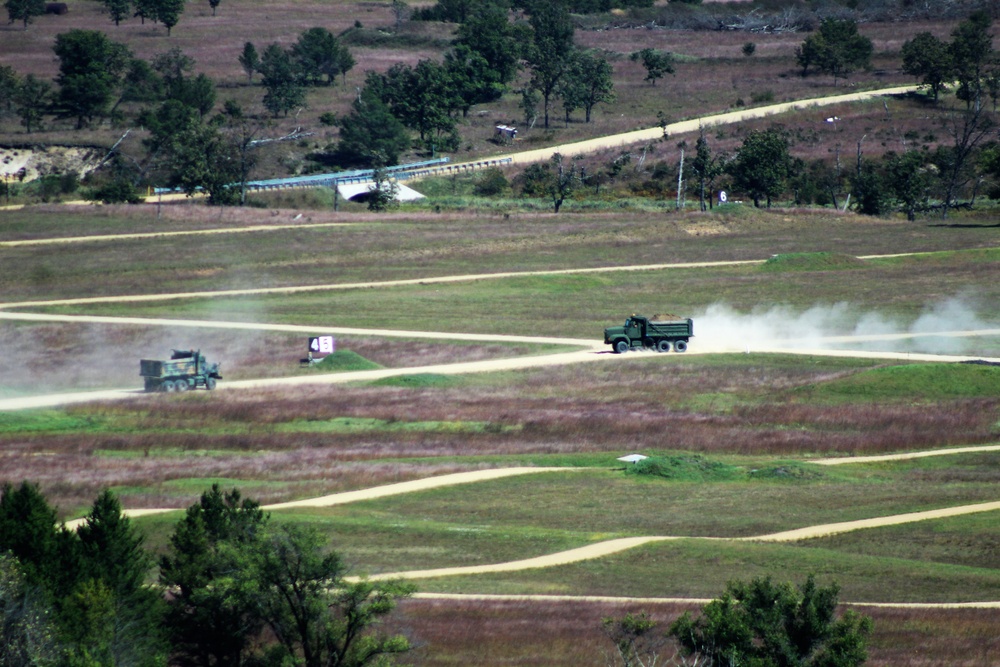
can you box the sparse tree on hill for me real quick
[132,0,156,24]
[291,27,353,86]
[208,0,220,16]
[559,49,614,123]
[524,0,575,129]
[238,42,260,83]
[153,0,185,35]
[4,0,45,28]
[796,18,873,84]
[901,32,952,102]
[884,149,932,221]
[102,0,132,26]
[630,48,674,86]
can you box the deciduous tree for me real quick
[559,49,614,123]
[728,128,791,208]
[102,0,132,26]
[950,10,994,108]
[629,48,674,86]
[524,0,575,129]
[796,18,873,83]
[4,0,44,28]
[901,32,952,101]
[251,524,413,667]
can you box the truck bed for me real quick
[140,358,198,378]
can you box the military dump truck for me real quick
[140,350,222,392]
[604,314,693,354]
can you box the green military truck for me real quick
[604,314,693,354]
[140,349,222,392]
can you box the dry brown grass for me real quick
[389,598,1000,667]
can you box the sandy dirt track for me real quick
[0,222,359,248]
[409,592,1000,610]
[55,447,1000,605]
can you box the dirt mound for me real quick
[1,145,105,182]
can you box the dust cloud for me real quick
[693,296,998,355]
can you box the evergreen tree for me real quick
[258,43,305,116]
[670,576,872,667]
[53,29,132,128]
[161,486,267,667]
[238,42,259,83]
[73,490,166,667]
[334,88,411,167]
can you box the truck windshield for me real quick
[624,319,631,327]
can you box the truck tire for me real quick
[206,377,217,390]
[162,380,176,392]
[656,340,671,353]
[176,380,189,392]
[674,340,688,353]
[614,340,631,354]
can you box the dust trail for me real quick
[693,297,1000,355]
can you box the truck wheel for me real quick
[675,340,688,353]
[206,377,217,390]
[162,380,176,392]
[656,340,671,353]
[614,340,631,354]
[176,380,189,392]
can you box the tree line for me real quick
[0,481,413,667]
[5,0,196,33]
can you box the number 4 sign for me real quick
[308,336,335,355]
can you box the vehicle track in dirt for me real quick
[57,446,1000,606]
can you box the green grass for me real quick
[0,410,108,434]
[796,363,1000,402]
[311,349,382,371]
[761,252,867,272]
[271,416,517,434]
[410,538,1000,603]
[369,373,458,388]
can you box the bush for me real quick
[473,168,510,197]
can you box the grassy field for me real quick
[3,2,1000,665]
